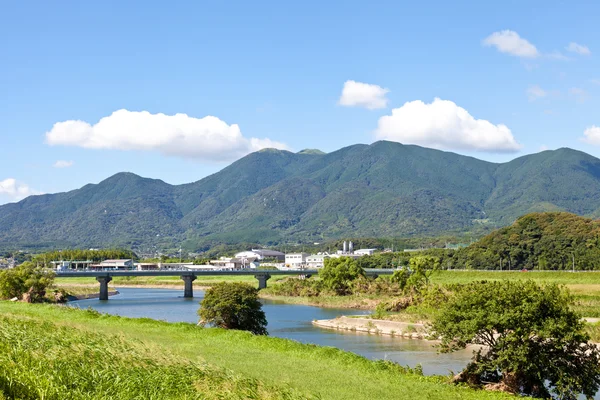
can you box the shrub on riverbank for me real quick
[199,282,268,335]
[433,280,600,398]
[0,262,55,302]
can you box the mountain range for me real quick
[2,141,600,251]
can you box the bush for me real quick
[319,257,365,295]
[198,282,268,335]
[0,262,55,302]
[432,280,600,398]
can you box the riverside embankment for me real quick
[0,301,518,400]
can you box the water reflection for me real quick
[72,287,472,375]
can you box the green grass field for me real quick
[0,302,518,400]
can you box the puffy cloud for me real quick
[0,178,40,202]
[374,98,521,153]
[566,42,591,55]
[338,80,390,110]
[582,126,600,145]
[483,30,539,58]
[53,160,74,168]
[527,85,547,101]
[45,109,290,161]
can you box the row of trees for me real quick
[32,249,137,266]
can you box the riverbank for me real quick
[0,301,517,400]
[313,316,429,338]
[66,289,120,301]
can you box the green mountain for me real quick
[2,141,600,250]
[452,212,600,270]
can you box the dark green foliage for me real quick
[2,143,600,249]
[33,249,136,266]
[432,280,600,398]
[0,262,54,302]
[452,212,600,270]
[199,282,268,335]
[319,257,366,295]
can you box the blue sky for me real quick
[1,0,599,204]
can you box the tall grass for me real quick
[0,312,308,399]
[0,302,517,400]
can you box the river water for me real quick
[72,287,472,376]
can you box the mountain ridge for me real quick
[2,141,600,250]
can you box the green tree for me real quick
[0,262,55,302]
[198,282,268,335]
[432,280,600,398]
[407,256,440,288]
[319,257,365,295]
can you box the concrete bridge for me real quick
[56,269,395,300]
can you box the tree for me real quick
[319,257,365,295]
[198,282,268,335]
[0,262,55,302]
[407,256,440,288]
[432,280,600,398]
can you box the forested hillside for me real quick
[452,212,600,270]
[2,141,600,251]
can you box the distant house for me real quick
[306,254,330,268]
[235,249,285,261]
[91,259,134,270]
[285,253,309,267]
[354,249,376,256]
[209,257,245,270]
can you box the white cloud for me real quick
[0,178,40,202]
[482,30,539,58]
[53,160,74,168]
[45,109,290,161]
[582,126,600,145]
[569,87,589,103]
[374,98,521,153]
[338,80,390,110]
[566,42,591,56]
[527,85,547,101]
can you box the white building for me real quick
[235,249,285,261]
[354,249,376,256]
[209,257,253,270]
[91,259,134,269]
[285,253,309,267]
[306,254,330,268]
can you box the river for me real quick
[72,287,473,376]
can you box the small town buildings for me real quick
[235,249,285,261]
[285,253,309,267]
[90,259,134,270]
[51,260,96,270]
[306,254,330,268]
[209,257,246,270]
[354,249,376,256]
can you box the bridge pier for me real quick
[181,275,196,298]
[254,273,271,290]
[96,276,112,301]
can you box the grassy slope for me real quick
[0,302,516,400]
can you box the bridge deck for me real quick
[56,269,394,278]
